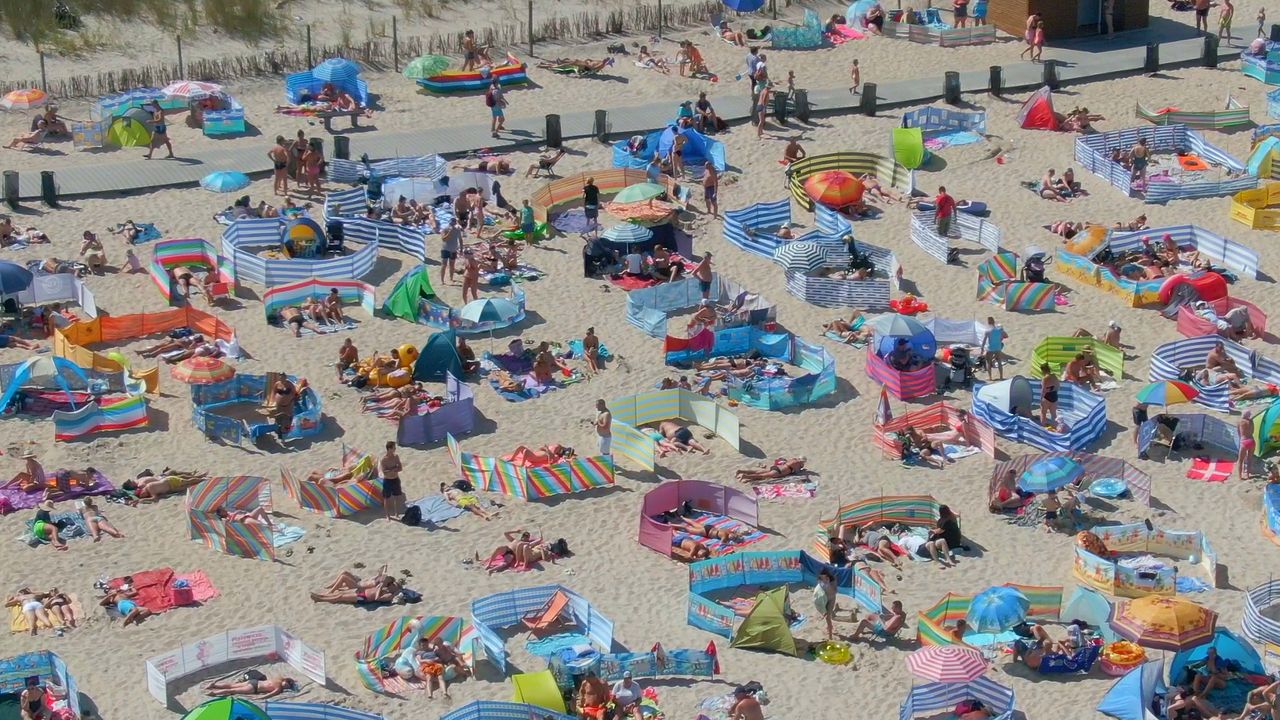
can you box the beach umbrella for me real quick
[966,586,1030,633]
[200,171,251,193]
[459,297,520,325]
[1136,380,1199,408]
[403,54,451,79]
[1110,596,1217,652]
[804,170,864,208]
[722,0,766,11]
[182,697,270,720]
[870,313,927,338]
[161,80,222,99]
[613,182,666,204]
[313,57,361,85]
[905,646,989,684]
[1018,456,1085,494]
[601,223,653,246]
[171,356,235,385]
[772,241,832,273]
[0,260,34,295]
[0,89,48,110]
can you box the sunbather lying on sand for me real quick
[859,174,905,204]
[205,676,297,699]
[487,529,566,573]
[215,506,275,529]
[139,334,202,357]
[310,567,403,604]
[6,590,55,636]
[901,427,947,468]
[924,410,970,445]
[440,482,498,520]
[696,355,760,372]
[672,518,746,543]
[163,340,222,363]
[4,128,45,151]
[537,57,613,73]
[122,470,208,500]
[306,467,355,485]
[280,306,323,337]
[98,584,153,626]
[636,46,670,73]
[735,457,806,482]
[659,420,711,454]
[823,314,873,343]
[673,536,712,561]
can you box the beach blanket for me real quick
[489,371,584,402]
[924,130,983,151]
[272,524,306,548]
[1187,457,1233,482]
[108,568,219,613]
[526,633,593,658]
[481,265,543,286]
[552,208,597,234]
[824,330,867,348]
[829,24,865,41]
[752,482,816,500]
[943,444,981,460]
[23,512,87,545]
[1,469,115,512]
[610,273,662,291]
[1177,576,1212,593]
[405,495,465,526]
[672,513,765,556]
[8,594,82,634]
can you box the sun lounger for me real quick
[522,590,575,636]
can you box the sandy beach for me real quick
[0,1,1279,719]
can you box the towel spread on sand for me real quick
[1,469,116,512]
[406,495,466,526]
[525,633,593,657]
[1187,458,1233,483]
[108,568,219,613]
[752,482,817,500]
[943,444,982,460]
[272,524,306,548]
[671,513,765,556]
[9,595,82,633]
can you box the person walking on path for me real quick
[486,80,507,138]
[1020,13,1040,59]
[595,399,612,456]
[144,101,174,160]
[702,162,719,217]
[1194,0,1211,33]
[268,136,290,196]
[849,59,861,94]
[380,441,405,522]
[1220,0,1235,42]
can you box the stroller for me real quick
[942,345,974,391]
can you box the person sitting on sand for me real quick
[850,599,907,642]
[902,426,947,469]
[4,126,46,151]
[1206,341,1243,384]
[205,676,297,700]
[440,482,498,520]
[637,46,670,73]
[659,420,711,454]
[735,457,806,482]
[532,341,573,384]
[1163,688,1222,720]
[989,468,1033,511]
[718,20,747,45]
[1064,352,1098,389]
[1073,320,1122,348]
[98,584,153,626]
[391,196,415,224]
[310,567,402,604]
[1040,169,1071,202]
[122,471,208,500]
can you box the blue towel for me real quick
[1177,576,1212,593]
[273,523,306,548]
[133,223,162,243]
[407,494,466,526]
[526,633,593,657]
[567,339,613,360]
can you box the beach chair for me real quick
[1036,643,1102,675]
[521,590,575,636]
[528,149,567,178]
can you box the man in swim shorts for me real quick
[693,252,714,299]
[658,420,711,454]
[380,441,405,522]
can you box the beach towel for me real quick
[824,330,867,348]
[610,273,662,291]
[405,495,465,526]
[1,469,115,512]
[272,524,306,548]
[672,513,765,555]
[24,512,87,545]
[830,24,865,41]
[566,339,613,361]
[8,594,82,634]
[943,444,981,460]
[924,130,983,151]
[752,482,816,500]
[525,632,593,658]
[108,568,218,613]
[1187,458,1233,482]
[1176,576,1212,593]
[551,208,597,235]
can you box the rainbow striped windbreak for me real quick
[280,445,382,518]
[916,584,1063,645]
[186,475,275,561]
[446,434,613,501]
[52,394,148,441]
[262,278,376,322]
[355,615,479,692]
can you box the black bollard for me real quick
[944,70,961,105]
[1203,34,1220,68]
[39,171,56,208]
[772,90,788,125]
[860,82,877,117]
[2,171,16,211]
[1042,62,1059,90]
[794,89,810,122]
[545,114,562,149]
[1144,43,1159,73]
[333,135,350,161]
[1271,23,1280,41]
[989,65,1002,97]
[593,109,608,142]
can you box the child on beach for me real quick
[1031,21,1046,62]
[849,59,861,94]
[1259,7,1266,37]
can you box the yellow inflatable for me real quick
[354,345,420,388]
[814,640,852,665]
[1101,641,1146,676]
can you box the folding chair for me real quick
[521,589,576,637]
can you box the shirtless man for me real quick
[323,287,346,324]
[860,174,905,204]
[659,420,711,454]
[729,686,765,720]
[687,299,719,333]
[1064,353,1098,389]
[1206,341,1242,383]
[205,676,297,699]
[172,267,196,298]
[391,197,414,224]
[850,599,907,642]
[336,338,358,381]
[279,307,321,337]
[271,377,298,439]
[1073,321,1122,348]
[783,138,807,164]
[138,335,200,358]
[693,252,714,299]
[123,471,207,500]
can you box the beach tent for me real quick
[1098,659,1167,720]
[414,330,463,382]
[382,266,436,322]
[1062,586,1119,643]
[1254,398,1280,456]
[0,356,89,411]
[1169,628,1263,685]
[281,217,327,256]
[730,587,799,656]
[975,376,1034,415]
[107,109,153,147]
[658,126,727,172]
[285,58,370,106]
[1018,86,1060,131]
[511,670,567,713]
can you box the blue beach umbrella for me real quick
[966,586,1031,633]
[0,261,34,295]
[723,0,766,11]
[200,171,251,193]
[1018,456,1085,494]
[459,297,519,325]
[312,57,361,85]
[601,223,653,246]
[870,313,927,338]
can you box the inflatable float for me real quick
[1100,641,1146,676]
[1157,271,1229,306]
[351,343,420,387]
[417,53,529,93]
[915,199,988,216]
[889,294,929,315]
[501,221,549,242]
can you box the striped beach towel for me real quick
[673,513,765,555]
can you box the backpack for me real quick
[401,505,422,526]
[485,89,496,108]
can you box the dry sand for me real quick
[0,3,1278,720]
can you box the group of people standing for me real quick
[268,129,325,196]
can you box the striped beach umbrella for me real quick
[1135,380,1199,408]
[1018,456,1085,493]
[804,170,864,208]
[313,57,361,85]
[459,297,519,325]
[1110,596,1217,651]
[171,356,236,385]
[182,698,269,720]
[601,223,653,246]
[1,89,48,110]
[161,80,222,99]
[905,646,989,684]
[870,313,927,338]
[966,586,1030,633]
[772,241,832,273]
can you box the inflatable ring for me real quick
[1101,641,1146,676]
[501,221,549,241]
[814,640,853,665]
[1089,477,1128,499]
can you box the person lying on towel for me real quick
[309,567,403,605]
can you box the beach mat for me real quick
[752,482,816,500]
[609,273,661,291]
[551,207,596,235]
[1187,458,1233,482]
[673,513,765,556]
[824,330,867,348]
[944,444,981,460]
[272,524,306,548]
[8,594,82,633]
[109,568,219,613]
[406,494,465,526]
[1,469,116,512]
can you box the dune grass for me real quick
[0,0,283,48]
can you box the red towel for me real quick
[110,568,176,613]
[175,571,220,605]
[1186,458,1233,483]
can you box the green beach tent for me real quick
[382,265,437,322]
[106,116,152,147]
[730,586,799,656]
[182,698,270,720]
[414,329,463,382]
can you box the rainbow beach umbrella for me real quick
[804,170,864,208]
[171,356,235,385]
[1110,596,1217,652]
[905,645,989,684]
[1135,380,1199,408]
[613,182,666,204]
[1,89,48,110]
[182,698,270,720]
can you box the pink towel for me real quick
[752,482,816,500]
[174,571,220,604]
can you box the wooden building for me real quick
[986,0,1149,40]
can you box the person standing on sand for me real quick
[583,177,600,238]
[595,399,612,455]
[1104,0,1115,37]
[933,186,956,237]
[268,136,289,196]
[1020,13,1040,59]
[380,441,405,522]
[1239,411,1256,480]
[288,130,307,182]
[440,218,462,284]
[462,29,479,71]
[694,251,713,299]
[583,328,602,375]
[849,59,861,94]
[486,79,507,139]
[1258,7,1266,38]
[702,162,719,217]
[1194,0,1211,33]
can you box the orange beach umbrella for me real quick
[804,170,864,208]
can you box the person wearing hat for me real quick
[19,451,46,490]
[730,686,765,720]
[611,670,644,720]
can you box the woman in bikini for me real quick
[215,506,275,529]
[673,536,712,561]
[903,426,947,469]
[6,590,55,636]
[925,410,971,445]
[1039,363,1061,425]
[122,471,208,500]
[735,457,806,482]
[79,497,123,542]
[673,517,746,544]
[144,102,174,160]
[848,524,905,571]
[205,676,297,699]
[42,588,74,628]
[440,482,498,520]
[20,678,45,720]
[310,572,402,604]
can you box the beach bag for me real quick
[485,89,496,108]
[401,505,422,526]
[549,538,570,556]
[240,669,267,683]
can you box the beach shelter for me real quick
[382,266,437,322]
[657,126,727,172]
[107,108,153,147]
[1017,86,1060,131]
[281,217,327,255]
[414,330,463,382]
[730,587,799,656]
[1169,628,1264,685]
[182,698,270,720]
[1097,659,1167,720]
[1063,586,1119,643]
[975,376,1034,415]
[1254,398,1280,455]
[0,356,89,411]
[511,669,567,713]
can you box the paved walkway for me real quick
[16,32,1233,200]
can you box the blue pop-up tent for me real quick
[613,125,726,172]
[1170,628,1264,684]
[1097,659,1167,720]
